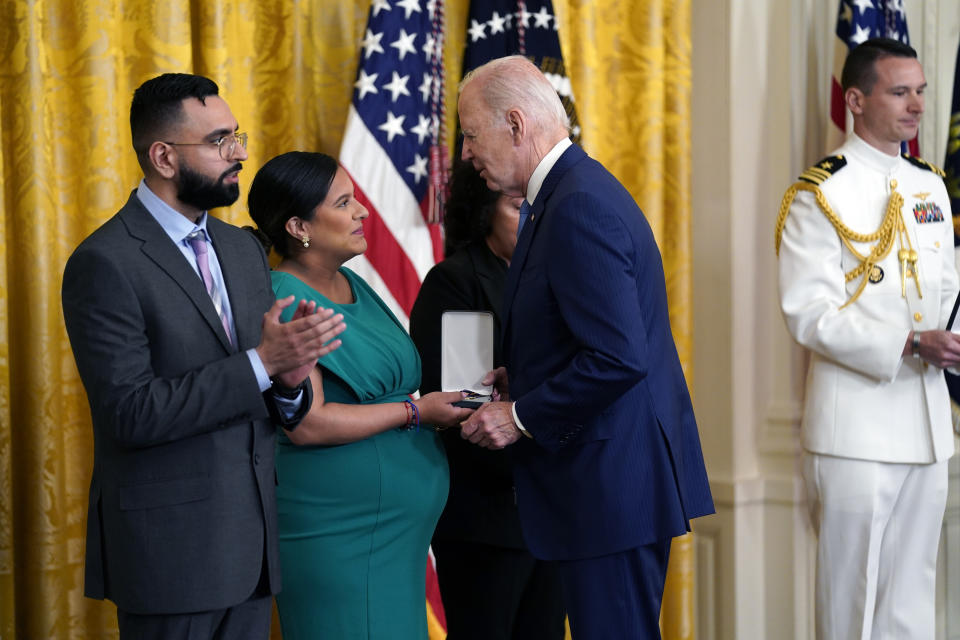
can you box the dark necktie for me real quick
[517,199,531,238]
[186,230,232,344]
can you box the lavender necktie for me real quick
[186,230,232,344]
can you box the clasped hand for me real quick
[459,367,521,450]
[415,391,475,428]
[257,295,346,387]
[913,329,960,369]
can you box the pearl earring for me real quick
[301,234,310,248]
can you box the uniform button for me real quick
[906,270,914,278]
[254,454,261,465]
[890,179,898,189]
[935,241,941,248]
[914,312,923,322]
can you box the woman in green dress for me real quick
[246,151,471,639]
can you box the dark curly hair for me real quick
[443,160,500,256]
[246,151,339,257]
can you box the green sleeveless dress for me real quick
[272,268,449,640]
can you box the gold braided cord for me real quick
[774,185,799,256]
[775,182,905,309]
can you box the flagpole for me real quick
[428,0,448,226]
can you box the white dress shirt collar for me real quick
[845,133,901,174]
[525,137,573,207]
[135,179,210,244]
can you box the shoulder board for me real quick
[901,153,946,177]
[798,155,847,185]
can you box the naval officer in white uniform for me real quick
[776,37,959,640]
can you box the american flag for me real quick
[340,0,446,327]
[337,2,447,630]
[828,0,918,155]
[462,0,580,145]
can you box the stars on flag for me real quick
[396,0,422,20]
[383,71,411,102]
[391,28,418,60]
[488,11,508,35]
[361,29,384,59]
[515,6,532,29]
[407,154,429,183]
[840,0,904,18]
[411,114,432,143]
[461,1,581,146]
[851,24,872,44]
[468,5,558,43]
[378,111,406,142]
[836,0,909,47]
[354,70,378,99]
[532,6,552,29]
[468,19,487,42]
[349,0,446,200]
[422,32,439,62]
[418,74,432,102]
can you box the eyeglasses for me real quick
[164,132,248,160]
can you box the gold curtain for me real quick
[0,1,695,638]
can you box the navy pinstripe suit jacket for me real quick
[503,144,714,561]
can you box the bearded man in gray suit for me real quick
[62,73,346,640]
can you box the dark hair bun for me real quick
[243,225,273,253]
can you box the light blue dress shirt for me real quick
[135,180,277,395]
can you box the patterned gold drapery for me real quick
[0,1,695,638]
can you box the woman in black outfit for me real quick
[409,161,565,640]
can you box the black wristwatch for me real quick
[266,377,313,430]
[272,379,304,400]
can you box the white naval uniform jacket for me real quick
[778,133,958,464]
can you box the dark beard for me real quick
[177,162,242,211]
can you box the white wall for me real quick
[690,1,960,638]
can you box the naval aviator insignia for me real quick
[868,265,884,283]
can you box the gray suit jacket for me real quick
[62,191,302,614]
